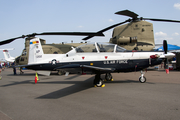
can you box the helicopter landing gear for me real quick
[105,73,113,81]
[94,72,105,87]
[139,70,146,83]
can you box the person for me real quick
[20,67,24,74]
[0,62,2,73]
[12,62,16,75]
[0,62,2,80]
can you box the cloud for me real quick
[174,3,180,10]
[172,32,179,36]
[78,25,83,28]
[108,19,114,22]
[155,31,167,37]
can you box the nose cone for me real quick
[165,52,175,60]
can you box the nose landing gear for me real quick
[139,70,146,83]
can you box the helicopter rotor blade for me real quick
[0,32,105,46]
[34,32,105,36]
[142,18,180,23]
[115,10,139,19]
[82,19,130,40]
[0,35,25,46]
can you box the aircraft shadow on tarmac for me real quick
[0,74,154,99]
[0,80,34,87]
[36,79,154,99]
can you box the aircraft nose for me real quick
[165,52,175,60]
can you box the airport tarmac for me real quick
[0,68,180,120]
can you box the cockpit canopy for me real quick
[75,42,126,53]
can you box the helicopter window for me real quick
[76,43,96,53]
[20,57,24,61]
[116,46,126,52]
[22,50,27,56]
[97,43,115,52]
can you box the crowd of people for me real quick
[0,61,24,75]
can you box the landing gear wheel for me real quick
[105,73,113,81]
[57,70,65,75]
[94,79,104,87]
[139,76,146,83]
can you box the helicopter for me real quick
[83,10,180,51]
[2,10,180,66]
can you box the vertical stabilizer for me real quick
[28,37,44,64]
[3,50,11,60]
[2,50,15,62]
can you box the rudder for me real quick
[28,37,44,64]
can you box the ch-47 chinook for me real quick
[18,37,174,87]
[4,10,180,66]
[83,10,180,51]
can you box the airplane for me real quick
[17,37,174,87]
[0,48,15,62]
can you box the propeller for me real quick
[0,32,104,46]
[83,10,180,40]
[163,40,169,74]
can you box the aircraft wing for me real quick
[55,64,115,72]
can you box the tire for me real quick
[139,76,146,83]
[105,73,112,81]
[57,70,65,75]
[94,79,104,87]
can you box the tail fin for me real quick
[2,49,15,62]
[28,37,44,64]
[3,50,11,60]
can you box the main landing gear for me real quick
[93,73,114,87]
[105,73,113,81]
[94,73,105,87]
[139,70,146,83]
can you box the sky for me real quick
[0,0,180,59]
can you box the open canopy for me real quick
[75,42,126,53]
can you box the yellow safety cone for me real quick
[35,75,37,84]
[36,72,39,81]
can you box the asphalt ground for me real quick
[0,68,180,120]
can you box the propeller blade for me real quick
[115,10,139,19]
[143,18,180,23]
[164,58,169,74]
[82,19,130,40]
[163,40,169,74]
[163,40,168,54]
